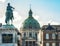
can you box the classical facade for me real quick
[20,8,40,46]
[41,24,60,46]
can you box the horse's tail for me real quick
[5,17,9,24]
[5,18,7,23]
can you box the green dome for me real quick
[22,9,40,30]
[23,17,40,30]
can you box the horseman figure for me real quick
[5,3,15,25]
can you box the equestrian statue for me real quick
[5,3,15,25]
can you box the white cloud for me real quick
[50,21,60,25]
[48,20,60,25]
[33,15,39,20]
[0,15,5,25]
[33,15,45,27]
[0,0,6,3]
[13,11,22,30]
[13,11,22,21]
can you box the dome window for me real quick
[29,22,32,29]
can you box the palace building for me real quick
[20,8,40,46]
[41,24,60,46]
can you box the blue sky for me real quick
[0,0,60,29]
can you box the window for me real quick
[46,33,49,39]
[29,22,32,29]
[35,33,37,40]
[58,33,60,39]
[59,43,60,46]
[33,32,35,37]
[29,32,32,37]
[2,34,13,43]
[52,33,56,39]
[33,41,35,46]
[24,33,26,37]
[52,43,56,46]
[46,43,49,46]
[26,41,28,46]
[29,41,32,46]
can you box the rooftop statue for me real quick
[5,3,15,25]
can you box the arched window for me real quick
[52,33,56,39]
[46,33,49,39]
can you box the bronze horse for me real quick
[5,3,14,24]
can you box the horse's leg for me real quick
[11,19,13,25]
[10,12,14,25]
[5,18,9,25]
[7,21,9,25]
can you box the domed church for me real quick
[20,8,40,46]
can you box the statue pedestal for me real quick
[0,24,20,46]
